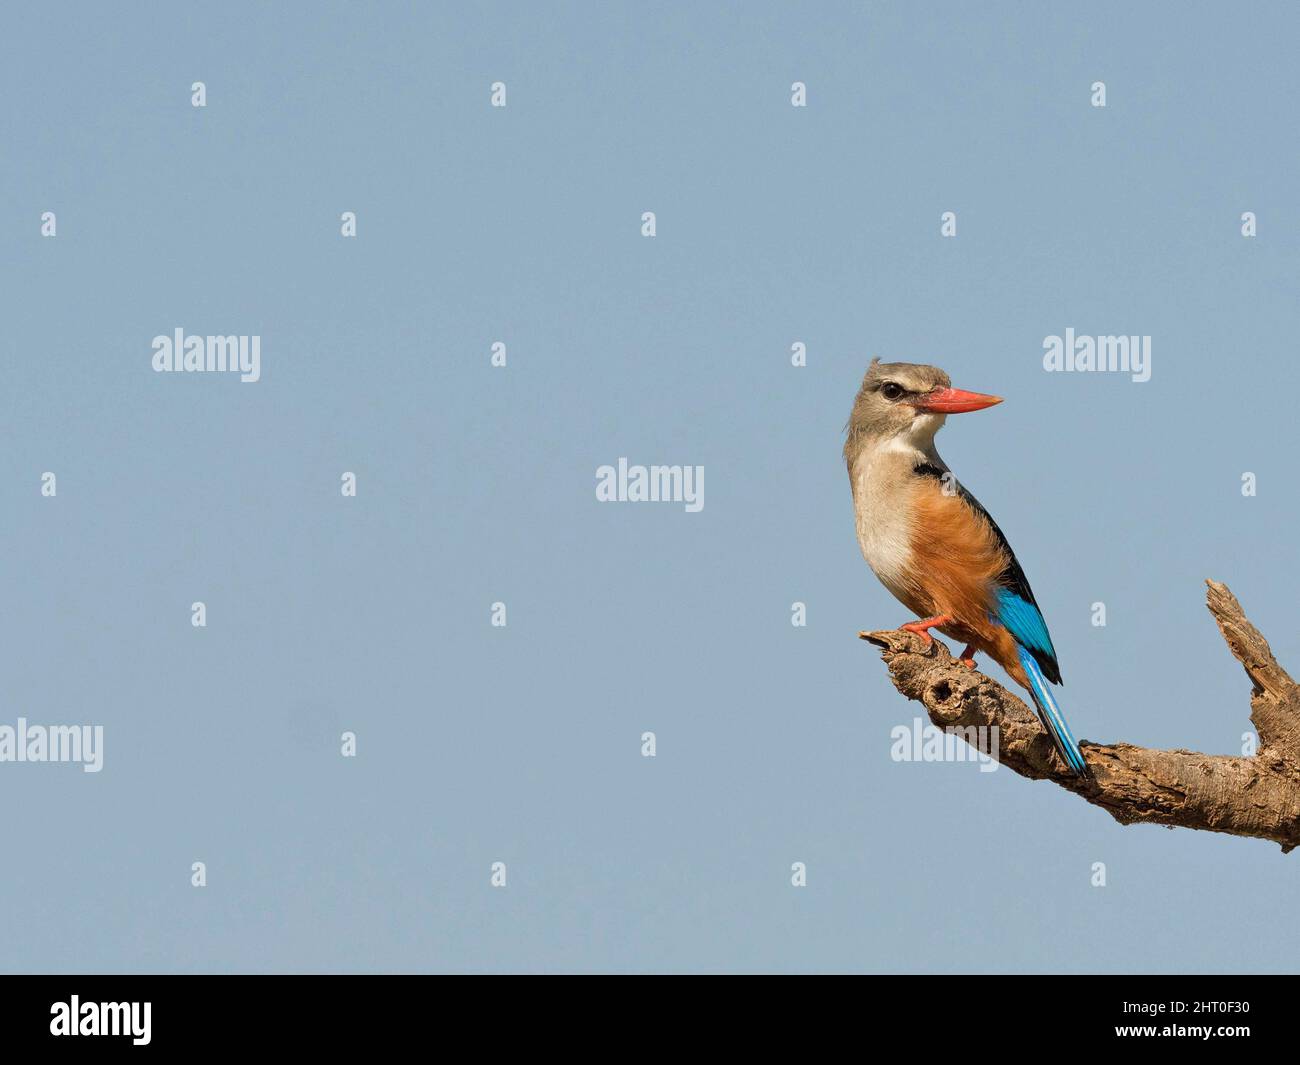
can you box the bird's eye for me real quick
[880,382,904,401]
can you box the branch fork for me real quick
[861,581,1300,851]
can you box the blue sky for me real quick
[2,1,1297,972]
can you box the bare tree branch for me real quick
[860,580,1300,852]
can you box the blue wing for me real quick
[972,493,1062,684]
[914,463,1062,684]
[911,463,1077,769]
[994,586,1059,682]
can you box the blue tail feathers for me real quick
[1015,643,1090,777]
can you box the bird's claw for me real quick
[899,615,951,649]
[899,625,935,647]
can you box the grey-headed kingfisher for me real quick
[845,359,1090,777]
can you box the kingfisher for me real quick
[845,359,1091,777]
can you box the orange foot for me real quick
[958,644,978,669]
[899,615,952,647]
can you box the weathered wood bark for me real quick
[861,580,1300,851]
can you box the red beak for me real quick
[911,386,1003,414]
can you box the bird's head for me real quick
[844,358,1002,459]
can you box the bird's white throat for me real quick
[848,437,925,593]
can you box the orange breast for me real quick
[904,482,1016,666]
